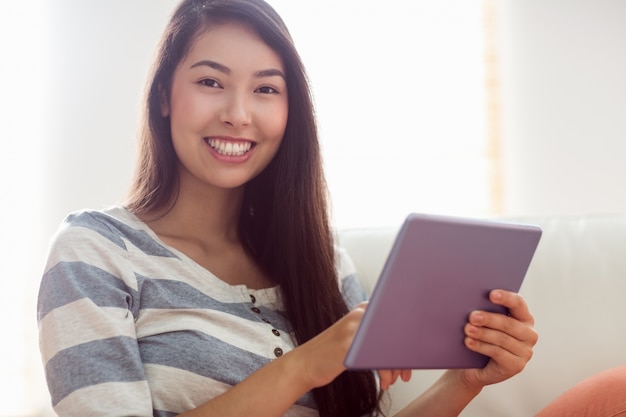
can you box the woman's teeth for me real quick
[206,138,252,156]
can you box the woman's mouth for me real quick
[205,138,254,156]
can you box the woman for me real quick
[37,0,539,416]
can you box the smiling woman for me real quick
[6,1,492,416]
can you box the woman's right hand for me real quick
[291,302,411,392]
[290,303,368,389]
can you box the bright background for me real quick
[1,1,625,416]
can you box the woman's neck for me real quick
[136,179,276,288]
[142,176,246,247]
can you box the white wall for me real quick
[497,0,626,216]
[0,2,47,415]
[42,0,178,240]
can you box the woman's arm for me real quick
[179,306,367,417]
[176,351,311,417]
[186,289,537,417]
[38,215,154,416]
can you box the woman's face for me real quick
[162,22,288,193]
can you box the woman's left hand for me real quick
[458,289,538,389]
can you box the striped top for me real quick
[37,207,368,417]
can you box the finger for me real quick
[490,290,535,325]
[401,369,412,382]
[465,320,535,360]
[464,335,530,376]
[378,370,395,391]
[378,371,390,391]
[388,369,401,385]
[378,369,405,391]
[468,309,538,345]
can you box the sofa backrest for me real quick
[337,213,626,416]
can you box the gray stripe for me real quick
[38,261,290,332]
[38,261,138,320]
[67,211,178,258]
[136,275,291,333]
[138,330,315,409]
[45,336,145,406]
[140,330,270,384]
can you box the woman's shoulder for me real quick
[50,206,174,258]
[52,207,133,247]
[59,206,140,234]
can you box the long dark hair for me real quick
[125,0,380,415]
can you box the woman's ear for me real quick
[158,84,170,117]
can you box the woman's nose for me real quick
[220,92,251,129]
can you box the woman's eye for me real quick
[256,86,279,94]
[199,78,221,88]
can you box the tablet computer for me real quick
[344,213,542,370]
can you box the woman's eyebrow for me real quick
[189,60,285,80]
[255,68,286,80]
[190,59,231,74]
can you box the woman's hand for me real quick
[291,302,368,390]
[377,290,535,395]
[458,289,538,390]
[292,302,410,392]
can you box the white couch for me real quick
[337,213,626,417]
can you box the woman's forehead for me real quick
[183,22,285,73]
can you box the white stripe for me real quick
[44,225,139,291]
[53,380,152,417]
[39,299,135,363]
[144,364,318,416]
[145,363,231,413]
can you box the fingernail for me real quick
[471,312,484,323]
